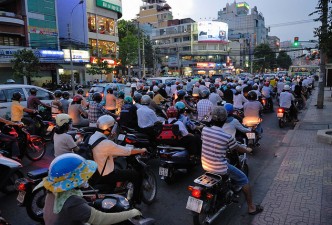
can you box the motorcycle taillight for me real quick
[188,186,202,198]
[277,108,284,113]
[262,99,266,105]
[17,183,26,191]
[125,137,136,144]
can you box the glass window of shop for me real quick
[89,39,116,57]
[97,16,115,35]
[88,13,97,32]
[0,35,21,46]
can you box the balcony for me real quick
[0,11,24,26]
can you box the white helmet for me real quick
[235,86,242,92]
[56,114,72,127]
[141,95,151,105]
[153,86,159,92]
[283,85,291,91]
[97,115,115,130]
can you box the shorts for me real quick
[227,163,248,186]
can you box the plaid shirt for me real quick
[88,101,108,123]
[197,99,214,121]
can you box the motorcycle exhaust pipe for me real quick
[205,205,227,225]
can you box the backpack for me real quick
[155,119,181,144]
[78,135,106,160]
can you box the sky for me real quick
[121,0,320,43]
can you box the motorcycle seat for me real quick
[194,172,224,187]
[27,168,49,179]
[157,146,186,151]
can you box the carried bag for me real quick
[155,119,181,144]
[78,135,106,160]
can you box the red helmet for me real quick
[264,82,270,87]
[73,95,83,103]
[166,106,178,118]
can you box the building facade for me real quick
[137,0,173,28]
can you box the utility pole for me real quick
[136,21,141,78]
[142,35,145,78]
[317,0,328,109]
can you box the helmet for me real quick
[211,106,227,123]
[153,86,159,92]
[12,92,22,101]
[43,153,97,193]
[117,91,125,99]
[224,103,234,114]
[264,82,270,87]
[210,86,216,93]
[166,106,178,118]
[77,88,84,95]
[107,88,113,94]
[175,101,186,110]
[283,85,291,91]
[252,84,258,90]
[124,96,133,104]
[247,90,258,100]
[73,95,83,103]
[55,114,72,126]
[146,91,154,99]
[54,90,62,98]
[97,115,115,130]
[62,91,70,100]
[93,92,102,102]
[201,90,210,98]
[235,86,242,92]
[30,88,38,95]
[177,90,186,98]
[140,95,151,105]
[133,93,143,103]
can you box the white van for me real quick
[146,77,181,86]
[0,84,54,119]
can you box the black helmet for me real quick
[77,88,84,95]
[107,88,113,94]
[30,88,38,95]
[177,90,186,99]
[12,92,22,101]
[210,86,216,93]
[93,92,103,102]
[201,90,210,99]
[62,91,70,99]
[133,93,143,103]
[247,90,257,101]
[54,90,62,98]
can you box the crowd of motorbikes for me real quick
[0,74,314,225]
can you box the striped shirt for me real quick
[201,126,237,174]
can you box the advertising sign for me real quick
[197,21,228,43]
[63,49,90,63]
[90,56,116,65]
[196,62,216,68]
[35,50,64,63]
[96,0,122,13]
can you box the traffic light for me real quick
[294,37,299,47]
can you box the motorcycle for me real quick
[277,107,295,128]
[0,152,24,194]
[0,125,46,161]
[29,113,55,142]
[242,117,262,148]
[260,96,273,113]
[186,149,248,225]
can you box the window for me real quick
[88,13,96,33]
[0,35,21,46]
[183,36,190,41]
[97,16,115,35]
[0,90,6,102]
[4,88,26,102]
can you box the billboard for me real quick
[96,0,122,13]
[197,21,228,43]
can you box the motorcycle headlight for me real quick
[101,198,117,210]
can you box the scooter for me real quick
[277,107,295,128]
[0,151,23,194]
[242,117,262,149]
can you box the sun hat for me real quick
[44,153,97,193]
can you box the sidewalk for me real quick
[252,87,332,225]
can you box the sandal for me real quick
[248,205,264,215]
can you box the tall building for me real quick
[280,40,304,65]
[137,0,173,28]
[267,36,280,52]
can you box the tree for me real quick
[276,51,292,70]
[253,44,276,73]
[86,58,114,81]
[11,49,39,85]
[118,33,139,75]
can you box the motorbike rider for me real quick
[88,92,111,127]
[0,117,22,160]
[53,114,80,157]
[146,91,167,119]
[11,92,37,125]
[197,90,214,122]
[201,106,263,215]
[105,88,117,113]
[116,91,125,115]
[233,86,248,110]
[223,83,234,104]
[68,95,89,128]
[77,88,89,108]
[209,86,222,106]
[261,82,274,112]
[27,87,51,111]
[88,115,146,205]
[43,153,141,225]
[243,91,263,136]
[60,91,70,114]
[175,101,202,132]
[222,103,251,139]
[119,96,139,130]
[51,90,63,118]
[133,93,143,109]
[279,85,299,122]
[173,90,196,113]
[152,86,167,105]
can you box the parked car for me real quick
[0,84,54,119]
[146,77,181,86]
[263,73,277,80]
[87,83,126,104]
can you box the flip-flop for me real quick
[248,205,264,215]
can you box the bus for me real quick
[288,65,319,77]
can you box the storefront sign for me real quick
[196,62,216,68]
[63,49,90,63]
[96,0,122,13]
[197,21,228,43]
[0,48,26,63]
[90,56,116,65]
[28,26,58,36]
[35,50,64,63]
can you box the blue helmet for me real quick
[175,101,186,110]
[224,103,234,114]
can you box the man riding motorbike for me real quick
[261,82,274,112]
[88,92,111,127]
[243,91,263,137]
[279,85,299,122]
[27,87,51,111]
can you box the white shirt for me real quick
[137,105,159,128]
[233,94,248,109]
[167,118,189,136]
[209,92,222,106]
[277,82,285,94]
[222,117,251,138]
[279,91,294,108]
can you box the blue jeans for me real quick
[227,163,248,186]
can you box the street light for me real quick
[68,0,84,96]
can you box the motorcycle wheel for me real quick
[26,186,46,223]
[141,169,158,205]
[193,203,212,225]
[278,119,285,128]
[26,137,46,161]
[1,170,24,194]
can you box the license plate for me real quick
[186,196,203,213]
[277,113,284,118]
[159,167,168,176]
[125,144,134,148]
[246,132,256,139]
[17,191,26,204]
[117,134,125,141]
